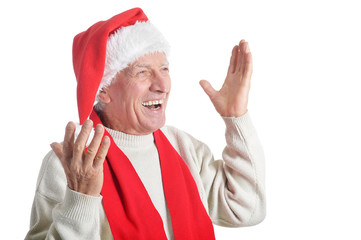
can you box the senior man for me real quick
[25,8,265,240]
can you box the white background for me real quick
[1,0,361,239]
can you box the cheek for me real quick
[133,85,149,99]
[123,83,150,107]
[118,81,145,99]
[167,77,171,89]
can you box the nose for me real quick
[150,71,171,93]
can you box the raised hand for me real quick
[200,39,252,117]
[50,120,110,197]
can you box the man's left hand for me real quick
[200,39,252,117]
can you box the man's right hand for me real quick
[50,120,110,197]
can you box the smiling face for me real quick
[97,52,171,135]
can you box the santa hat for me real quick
[72,8,170,124]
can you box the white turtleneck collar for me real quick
[105,127,155,149]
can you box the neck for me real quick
[96,108,112,128]
[95,108,125,132]
[95,108,152,135]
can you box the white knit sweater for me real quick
[25,112,265,240]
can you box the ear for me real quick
[97,88,111,104]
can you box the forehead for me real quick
[131,52,168,68]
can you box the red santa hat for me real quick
[72,8,170,124]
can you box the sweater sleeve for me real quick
[165,111,266,227]
[207,112,266,227]
[25,151,108,240]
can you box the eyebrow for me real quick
[134,62,169,68]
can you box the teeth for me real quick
[142,99,164,107]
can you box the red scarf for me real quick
[90,111,215,239]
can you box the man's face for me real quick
[103,52,171,135]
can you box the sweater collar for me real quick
[105,127,154,149]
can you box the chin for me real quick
[144,118,166,133]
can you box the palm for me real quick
[200,40,252,117]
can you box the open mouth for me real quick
[142,99,164,110]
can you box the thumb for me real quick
[199,80,217,100]
[50,142,64,160]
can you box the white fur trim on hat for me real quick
[99,21,170,92]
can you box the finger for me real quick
[63,122,76,160]
[237,40,247,73]
[50,142,64,160]
[227,45,238,74]
[73,119,93,160]
[243,52,253,85]
[93,136,110,168]
[84,124,105,165]
[199,80,217,100]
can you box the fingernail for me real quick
[103,136,110,144]
[84,119,93,128]
[95,124,104,133]
[66,121,75,130]
[246,44,250,53]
